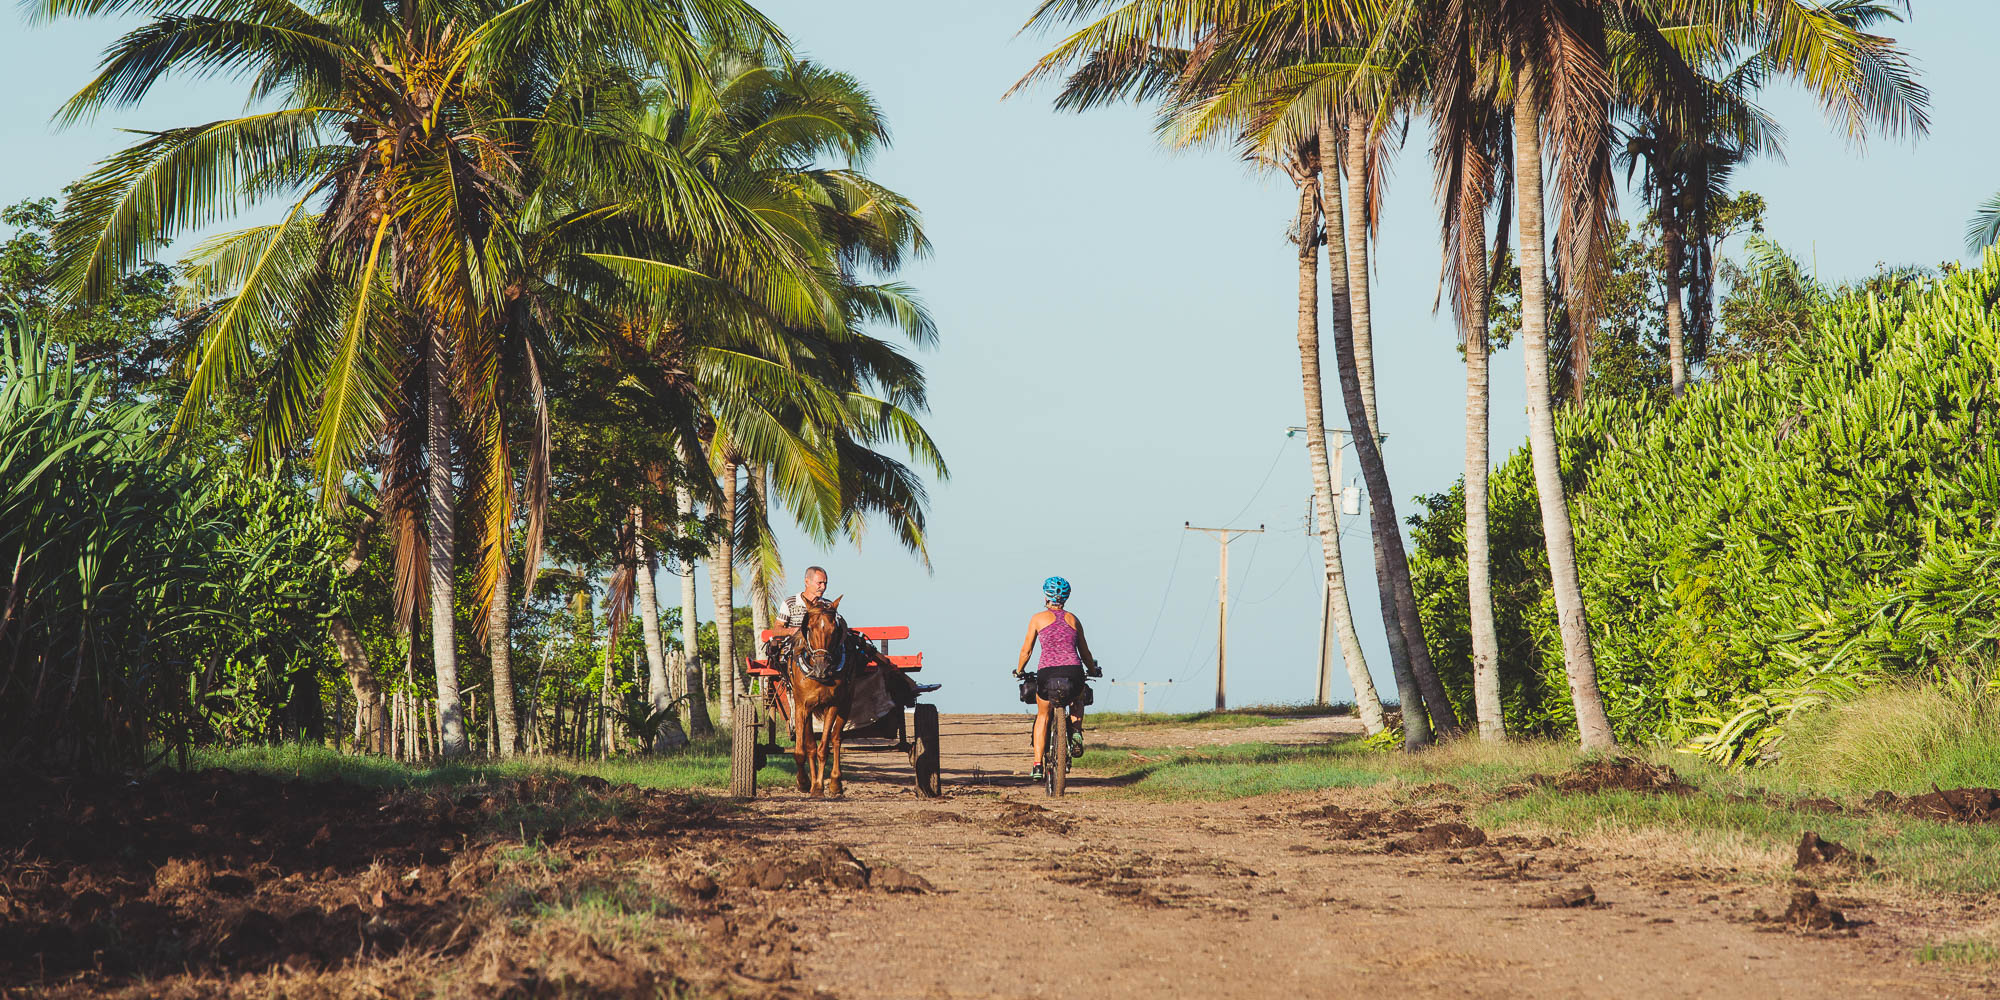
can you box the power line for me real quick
[1222,439,1290,526]
[1225,530,1263,623]
[1122,530,1188,682]
[1237,536,1311,606]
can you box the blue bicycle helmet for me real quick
[1042,576,1071,605]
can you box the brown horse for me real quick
[787,597,855,797]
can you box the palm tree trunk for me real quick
[676,485,714,738]
[709,459,740,733]
[1342,110,1383,431]
[633,505,686,751]
[1335,116,1463,740]
[1321,122,1428,748]
[488,558,518,756]
[598,599,616,760]
[1463,214,1504,742]
[747,463,774,643]
[1664,222,1687,393]
[1513,69,1618,750]
[425,323,468,757]
[1295,167,1386,736]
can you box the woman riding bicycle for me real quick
[1014,576,1099,780]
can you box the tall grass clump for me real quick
[1772,666,2000,794]
[0,305,346,774]
[1412,251,2000,755]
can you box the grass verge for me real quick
[1084,703,1351,732]
[180,737,797,792]
[1076,735,2000,894]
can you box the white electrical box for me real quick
[1342,486,1363,516]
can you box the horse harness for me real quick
[792,615,853,681]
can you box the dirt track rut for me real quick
[742,713,1989,999]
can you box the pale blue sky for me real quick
[4,3,1993,715]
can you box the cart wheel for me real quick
[910,704,942,798]
[730,696,759,799]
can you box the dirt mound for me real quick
[1794,831,1874,870]
[1869,786,2000,823]
[1781,889,1858,931]
[729,844,930,893]
[1046,846,1257,911]
[0,766,885,997]
[989,800,1074,836]
[1298,804,1458,839]
[1532,758,1694,795]
[1290,804,1497,858]
[1386,822,1487,854]
[1527,884,1598,909]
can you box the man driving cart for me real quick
[764,566,938,727]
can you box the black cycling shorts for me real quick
[1036,664,1089,706]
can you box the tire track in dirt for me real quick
[740,713,1989,1000]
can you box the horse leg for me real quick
[794,704,815,794]
[826,709,846,797]
[810,708,832,798]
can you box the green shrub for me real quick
[1413,253,2000,753]
[0,305,346,773]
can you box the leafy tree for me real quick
[0,197,180,398]
[40,0,796,757]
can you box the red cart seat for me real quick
[745,626,922,676]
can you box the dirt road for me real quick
[742,713,1987,999]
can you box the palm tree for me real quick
[1613,1,1925,393]
[43,0,786,756]
[1429,14,1513,738]
[1424,0,1927,748]
[1015,4,1402,738]
[1019,2,1466,742]
[654,50,947,729]
[1285,140,1389,736]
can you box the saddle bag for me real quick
[1017,674,1038,705]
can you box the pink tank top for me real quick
[1037,608,1082,669]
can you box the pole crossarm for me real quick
[1184,521,1263,710]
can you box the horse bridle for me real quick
[796,613,849,681]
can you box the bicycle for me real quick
[1018,665,1100,797]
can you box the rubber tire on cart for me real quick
[729,696,759,799]
[1045,710,1069,797]
[910,704,942,798]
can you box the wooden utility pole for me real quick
[1103,679,1173,714]
[1291,425,1356,705]
[1184,521,1264,710]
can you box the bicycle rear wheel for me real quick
[1047,707,1069,796]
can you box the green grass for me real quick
[1082,734,1582,798]
[1769,674,2000,795]
[180,737,797,792]
[1916,941,2000,966]
[1084,703,1350,732]
[1074,732,2000,894]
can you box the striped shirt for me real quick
[781,593,833,629]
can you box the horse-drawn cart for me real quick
[729,624,942,799]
